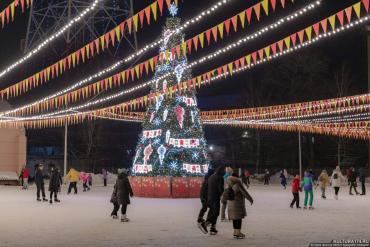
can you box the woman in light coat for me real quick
[330,166,345,200]
[318,170,330,199]
[226,173,253,239]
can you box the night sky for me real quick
[0,0,368,170]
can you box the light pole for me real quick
[63,122,68,177]
[298,131,302,179]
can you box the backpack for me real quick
[224,187,235,201]
[333,173,338,179]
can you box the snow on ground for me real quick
[0,183,369,247]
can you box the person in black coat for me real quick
[197,169,214,224]
[349,167,360,195]
[110,168,133,222]
[49,166,62,204]
[199,165,225,235]
[35,164,48,202]
[359,167,366,195]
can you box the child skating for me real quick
[301,171,315,210]
[290,175,301,209]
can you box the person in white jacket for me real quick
[330,166,346,200]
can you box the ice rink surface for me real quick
[1,183,369,247]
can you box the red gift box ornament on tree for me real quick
[143,144,153,165]
[175,105,185,128]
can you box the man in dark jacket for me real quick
[359,167,366,195]
[35,164,48,202]
[49,166,62,204]
[199,166,225,235]
[349,167,360,195]
[197,169,214,224]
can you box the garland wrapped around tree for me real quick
[132,4,209,177]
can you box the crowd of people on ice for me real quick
[195,164,367,239]
[16,163,367,239]
[18,165,108,203]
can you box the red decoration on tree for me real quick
[175,105,185,128]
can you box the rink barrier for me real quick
[129,176,203,198]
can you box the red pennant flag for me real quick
[5,6,10,23]
[231,15,238,32]
[291,33,297,46]
[94,39,99,54]
[20,0,25,12]
[120,21,125,35]
[193,36,199,51]
[258,49,264,61]
[187,39,192,54]
[76,49,81,65]
[297,30,304,44]
[337,11,344,26]
[277,40,284,52]
[313,22,320,36]
[254,4,261,21]
[251,52,257,64]
[104,33,110,48]
[138,10,145,28]
[165,0,172,9]
[362,0,369,12]
[144,6,151,25]
[239,57,245,68]
[90,42,95,57]
[110,29,115,46]
[217,67,223,76]
[234,59,240,70]
[271,43,277,55]
[127,18,132,34]
[158,0,164,16]
[280,0,285,8]
[345,6,352,23]
[211,26,218,42]
[270,0,276,11]
[246,7,252,24]
[224,19,231,35]
[205,29,211,45]
[320,19,328,33]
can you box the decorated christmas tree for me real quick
[132,4,209,177]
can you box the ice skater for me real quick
[110,168,133,222]
[102,168,108,187]
[198,166,225,235]
[88,173,93,187]
[348,167,360,195]
[49,166,62,204]
[264,169,270,185]
[197,169,214,224]
[21,166,29,190]
[243,169,251,188]
[280,170,287,189]
[35,164,48,202]
[80,172,90,192]
[290,175,301,209]
[318,170,330,199]
[330,166,345,200]
[359,167,366,195]
[301,171,314,210]
[221,167,233,222]
[66,168,80,194]
[225,173,253,239]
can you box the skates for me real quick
[233,230,245,239]
[121,215,130,222]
